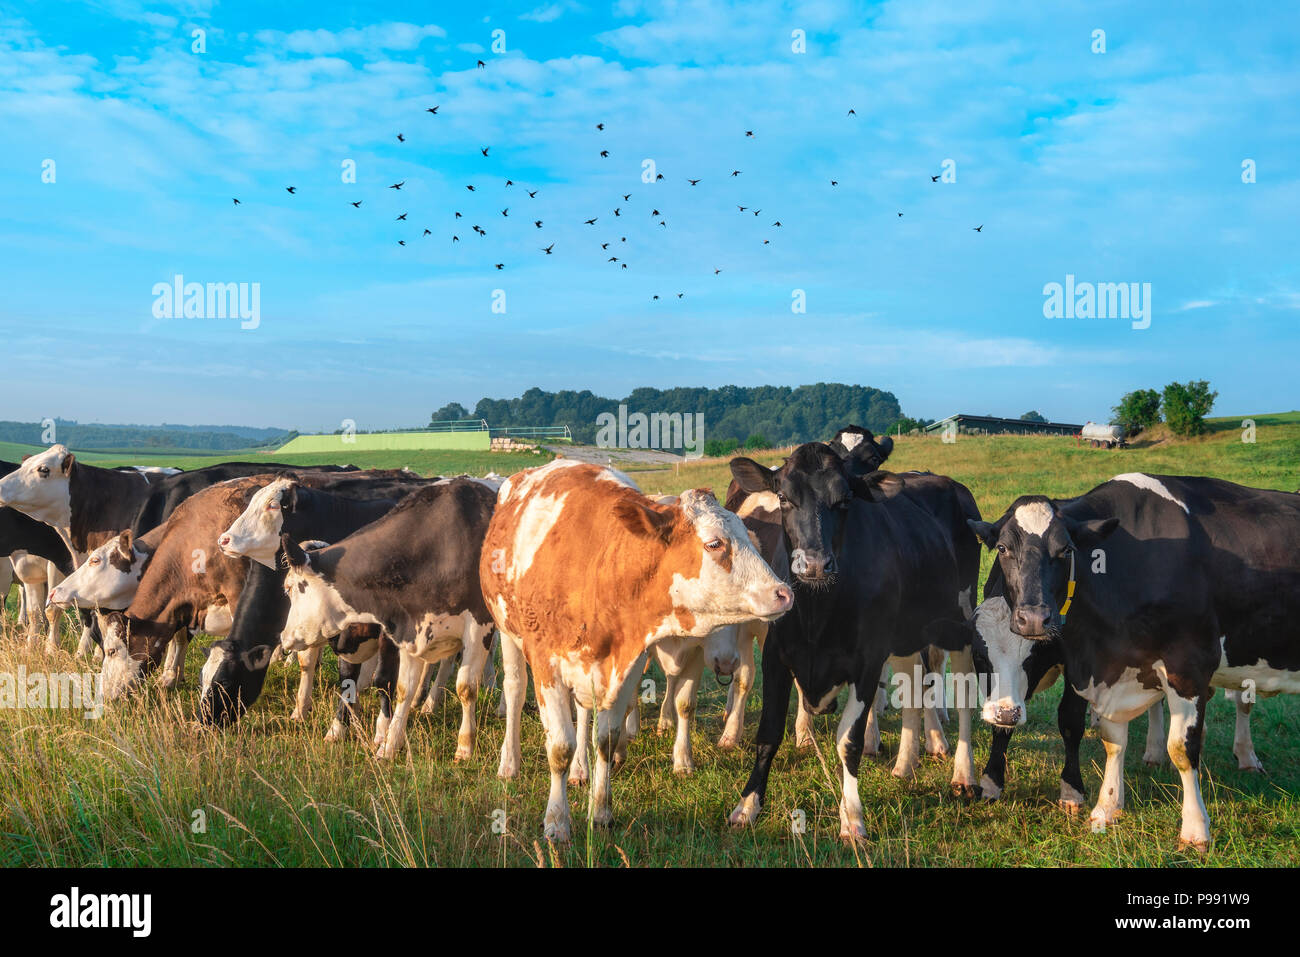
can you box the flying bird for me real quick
[688,179,700,186]
[390,181,404,190]
[652,295,659,301]
[614,208,621,216]
[738,206,747,212]
[621,263,627,269]
[505,180,514,187]
[931,174,941,182]
[600,150,609,158]
[426,106,439,114]
[466,185,476,191]
[601,243,609,249]
[397,213,407,220]
[476,59,485,68]
[528,190,538,198]
[542,243,554,254]
[655,173,664,180]
[830,180,838,186]
[898,212,903,217]
[596,123,604,130]
[534,220,543,228]
[677,293,683,298]
[481,147,490,157]
[398,240,406,246]
[232,198,240,205]
[745,130,754,137]
[585,218,597,225]
[847,108,856,115]
[731,170,741,177]
[622,194,630,201]
[494,263,504,270]
[608,256,618,262]
[455,212,462,218]
[351,201,362,208]
[772,221,781,226]
[452,235,459,242]
[501,208,508,217]
[423,229,431,236]
[973,224,983,232]
[714,268,722,274]
[651,209,659,216]
[396,133,405,142]
[285,186,296,194]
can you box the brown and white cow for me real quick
[481,460,792,841]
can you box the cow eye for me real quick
[996,543,1008,555]
[89,556,100,565]
[36,466,49,477]
[706,538,725,550]
[267,501,279,510]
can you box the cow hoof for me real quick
[454,744,473,762]
[1059,799,1083,816]
[1177,837,1210,854]
[925,731,950,757]
[728,793,761,827]
[543,821,572,844]
[717,733,740,750]
[795,734,815,750]
[289,709,305,722]
[569,772,589,788]
[1237,754,1265,773]
[497,761,520,780]
[951,782,978,799]
[839,822,867,844]
[891,762,919,781]
[977,775,1002,801]
[1090,806,1122,828]
[324,726,343,743]
[1142,752,1167,767]
[656,721,673,736]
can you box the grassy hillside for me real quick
[0,414,1297,867]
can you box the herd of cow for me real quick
[0,427,1297,852]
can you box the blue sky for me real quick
[1,0,1297,432]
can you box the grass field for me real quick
[1,413,1297,867]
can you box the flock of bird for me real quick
[230,58,984,302]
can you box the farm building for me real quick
[923,413,1083,437]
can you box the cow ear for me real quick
[968,519,1000,549]
[60,453,74,474]
[613,498,677,542]
[850,470,904,502]
[117,529,133,554]
[280,533,308,569]
[1068,516,1120,548]
[875,434,894,461]
[240,645,275,671]
[730,457,776,494]
[284,482,300,513]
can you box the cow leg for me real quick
[836,685,872,842]
[658,669,678,734]
[794,686,816,749]
[1058,682,1088,811]
[371,638,400,749]
[159,630,189,690]
[980,725,1012,800]
[1142,700,1167,765]
[729,641,794,826]
[863,665,887,756]
[20,577,48,645]
[539,676,577,842]
[291,645,322,721]
[915,649,950,757]
[0,559,12,621]
[718,624,758,748]
[927,646,950,725]
[590,655,645,829]
[948,646,977,796]
[571,701,591,786]
[1090,716,1129,828]
[327,657,363,741]
[671,645,703,775]
[453,619,493,761]
[75,609,98,659]
[1228,690,1263,771]
[1165,689,1211,851]
[496,632,527,779]
[377,647,428,759]
[420,657,455,715]
[487,631,507,719]
[892,654,925,779]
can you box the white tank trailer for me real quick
[1081,421,1126,449]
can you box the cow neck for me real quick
[68,463,153,554]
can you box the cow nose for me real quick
[712,653,739,677]
[217,534,232,549]
[773,584,793,609]
[995,704,1022,726]
[1012,605,1052,636]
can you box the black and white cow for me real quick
[198,472,440,728]
[276,478,497,759]
[968,472,1300,850]
[728,444,980,840]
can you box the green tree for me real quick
[1161,381,1217,436]
[743,433,770,450]
[1019,410,1047,423]
[1111,388,1162,436]
[430,402,471,424]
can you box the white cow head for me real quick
[277,536,369,653]
[48,531,148,610]
[99,612,145,701]
[973,595,1056,727]
[651,488,793,636]
[0,445,75,528]
[219,478,292,568]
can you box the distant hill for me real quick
[0,419,293,453]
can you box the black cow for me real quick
[276,478,498,759]
[968,472,1300,850]
[199,473,443,727]
[728,443,979,840]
